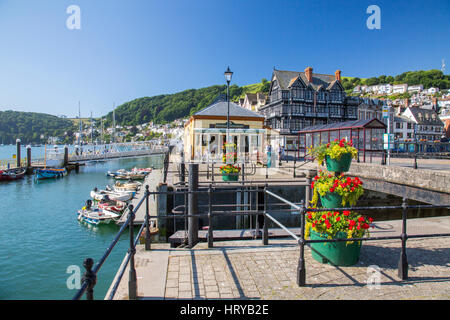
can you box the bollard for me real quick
[180,162,185,183]
[82,258,96,300]
[305,169,317,206]
[64,145,69,167]
[16,139,21,168]
[26,145,32,169]
[188,163,199,248]
[128,205,137,300]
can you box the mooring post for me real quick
[16,139,21,168]
[293,156,296,178]
[26,145,32,170]
[262,183,268,245]
[398,198,409,280]
[297,200,306,286]
[128,205,137,300]
[64,145,69,167]
[188,163,199,248]
[82,258,96,300]
[145,185,151,251]
[207,183,213,248]
[211,162,214,182]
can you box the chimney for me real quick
[305,67,313,83]
[335,70,341,81]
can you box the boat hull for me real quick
[35,168,66,180]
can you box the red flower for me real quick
[327,212,332,217]
[322,214,327,219]
[336,216,341,222]
[349,220,356,227]
[343,210,350,216]
[358,216,365,223]
[368,217,374,223]
[308,213,313,220]
[362,223,370,229]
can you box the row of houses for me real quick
[353,83,441,96]
[236,66,448,144]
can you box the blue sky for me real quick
[0,0,448,117]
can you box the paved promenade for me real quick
[107,216,450,300]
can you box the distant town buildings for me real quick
[239,93,267,112]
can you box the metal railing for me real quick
[73,164,450,300]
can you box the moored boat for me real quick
[90,187,133,202]
[113,181,141,193]
[35,168,67,180]
[77,200,120,225]
[0,168,26,181]
[97,196,127,213]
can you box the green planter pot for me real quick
[319,192,343,208]
[325,153,352,173]
[310,230,362,266]
[221,173,239,181]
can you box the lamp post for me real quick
[224,66,233,145]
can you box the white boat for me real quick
[90,188,133,202]
[77,200,120,225]
[114,181,141,192]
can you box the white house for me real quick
[393,116,416,141]
[393,84,408,94]
[427,87,440,95]
[407,84,423,93]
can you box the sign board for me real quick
[382,105,390,119]
[383,133,394,150]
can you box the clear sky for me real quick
[0,0,448,118]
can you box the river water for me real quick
[0,146,164,300]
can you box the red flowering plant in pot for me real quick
[310,170,364,208]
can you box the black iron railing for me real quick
[73,163,450,300]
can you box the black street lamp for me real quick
[224,66,233,144]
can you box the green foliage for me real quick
[104,82,270,127]
[0,110,76,144]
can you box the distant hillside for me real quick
[341,69,449,91]
[104,80,270,127]
[0,110,76,144]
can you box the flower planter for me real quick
[325,153,352,173]
[221,173,239,181]
[310,230,362,266]
[319,192,343,208]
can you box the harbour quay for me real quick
[81,146,450,301]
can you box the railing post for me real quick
[398,198,409,280]
[82,258,96,300]
[297,200,306,286]
[263,183,268,245]
[208,183,213,248]
[128,205,138,300]
[293,157,296,178]
[145,185,151,251]
[188,163,199,248]
[211,162,214,182]
[305,169,316,206]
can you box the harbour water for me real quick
[0,148,164,300]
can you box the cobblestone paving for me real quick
[164,238,450,300]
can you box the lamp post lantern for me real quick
[224,66,233,144]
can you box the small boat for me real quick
[35,168,67,180]
[0,168,26,181]
[90,187,133,202]
[132,167,152,174]
[97,196,127,213]
[113,181,141,192]
[114,172,146,180]
[106,169,126,177]
[78,200,120,225]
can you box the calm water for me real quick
[0,150,164,300]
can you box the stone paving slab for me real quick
[109,216,450,300]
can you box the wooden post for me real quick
[16,139,21,168]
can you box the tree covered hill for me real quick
[104,80,270,127]
[341,69,449,92]
[0,110,76,144]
